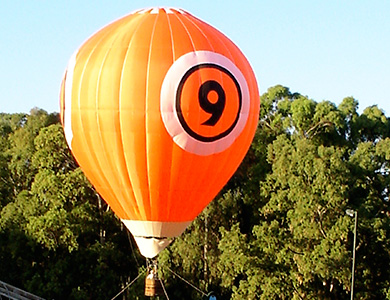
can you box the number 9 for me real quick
[199,80,226,126]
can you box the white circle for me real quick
[160,51,250,156]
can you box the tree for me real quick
[2,89,390,299]
[6,108,59,195]
[0,112,143,299]
[162,86,390,299]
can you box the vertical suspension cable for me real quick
[127,230,140,268]
[159,278,170,300]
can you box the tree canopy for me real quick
[1,87,390,299]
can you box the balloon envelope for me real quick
[60,7,260,258]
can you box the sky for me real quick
[1,1,389,115]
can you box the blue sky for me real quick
[1,1,389,115]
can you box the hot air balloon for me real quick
[60,7,259,259]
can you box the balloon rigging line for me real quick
[165,266,207,297]
[127,230,141,268]
[110,270,145,300]
[159,278,170,300]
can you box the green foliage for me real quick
[161,86,390,299]
[1,87,390,299]
[0,110,142,299]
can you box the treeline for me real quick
[1,85,390,299]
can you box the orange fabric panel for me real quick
[60,8,260,223]
[59,74,66,125]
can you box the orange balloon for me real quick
[60,7,259,258]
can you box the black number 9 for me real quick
[198,80,226,126]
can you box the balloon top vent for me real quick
[135,7,187,15]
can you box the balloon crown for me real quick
[134,7,188,14]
